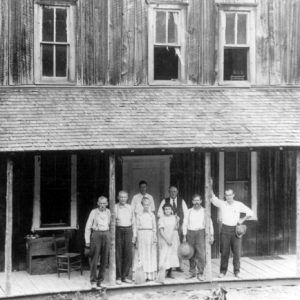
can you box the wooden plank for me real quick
[296,151,300,275]
[204,152,212,281]
[5,158,13,296]
[31,155,41,232]
[109,153,116,285]
[0,0,9,84]
[70,154,77,227]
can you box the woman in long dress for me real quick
[133,197,157,281]
[158,203,180,278]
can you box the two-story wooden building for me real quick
[0,0,300,295]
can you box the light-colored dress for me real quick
[134,211,157,280]
[158,215,180,269]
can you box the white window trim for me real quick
[219,151,258,220]
[31,154,78,232]
[148,3,187,85]
[34,3,76,84]
[217,4,256,86]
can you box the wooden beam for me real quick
[296,151,300,276]
[70,154,77,228]
[31,155,41,231]
[204,152,212,281]
[109,153,116,285]
[5,158,13,296]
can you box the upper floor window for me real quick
[148,3,187,84]
[34,0,76,83]
[218,3,257,85]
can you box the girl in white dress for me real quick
[158,203,180,278]
[133,197,157,281]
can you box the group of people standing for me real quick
[84,180,253,289]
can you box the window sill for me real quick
[218,81,252,87]
[149,80,187,86]
[33,226,78,231]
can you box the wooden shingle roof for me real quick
[0,86,300,152]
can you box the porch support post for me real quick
[296,151,300,276]
[204,152,212,281]
[31,155,41,231]
[109,153,116,285]
[5,157,13,296]
[70,154,77,228]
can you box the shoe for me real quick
[234,272,241,279]
[218,273,225,278]
[197,274,205,281]
[166,271,175,279]
[116,279,122,285]
[91,282,97,289]
[186,274,196,280]
[122,278,133,284]
[175,267,184,273]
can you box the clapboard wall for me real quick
[0,0,300,85]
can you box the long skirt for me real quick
[134,230,157,280]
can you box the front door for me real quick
[122,155,171,212]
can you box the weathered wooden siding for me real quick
[9,0,33,84]
[0,0,300,85]
[0,0,9,84]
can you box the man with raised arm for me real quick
[211,188,253,278]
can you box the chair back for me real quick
[53,235,68,255]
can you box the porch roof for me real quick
[0,86,300,152]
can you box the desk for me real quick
[26,237,56,275]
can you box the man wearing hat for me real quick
[182,194,214,281]
[211,189,253,278]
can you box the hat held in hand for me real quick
[178,242,194,260]
[236,224,247,238]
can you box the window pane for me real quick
[225,152,236,181]
[224,48,248,80]
[41,154,71,226]
[168,12,178,43]
[42,44,53,76]
[156,11,166,43]
[42,7,54,42]
[56,45,67,77]
[225,13,235,44]
[237,14,247,44]
[154,46,178,80]
[56,8,67,42]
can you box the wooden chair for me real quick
[53,235,82,279]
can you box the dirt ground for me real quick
[107,285,300,300]
[46,285,300,300]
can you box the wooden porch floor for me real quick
[0,255,297,298]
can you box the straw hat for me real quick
[178,242,194,260]
[236,224,247,238]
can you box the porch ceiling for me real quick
[0,86,300,152]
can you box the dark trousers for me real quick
[90,231,110,283]
[187,229,205,275]
[220,225,241,274]
[116,226,133,280]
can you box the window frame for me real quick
[217,3,257,86]
[31,154,78,231]
[34,1,76,84]
[148,3,187,85]
[219,151,258,220]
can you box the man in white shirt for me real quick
[158,185,188,272]
[115,190,134,285]
[85,196,111,289]
[131,180,155,216]
[211,189,253,278]
[183,194,214,281]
